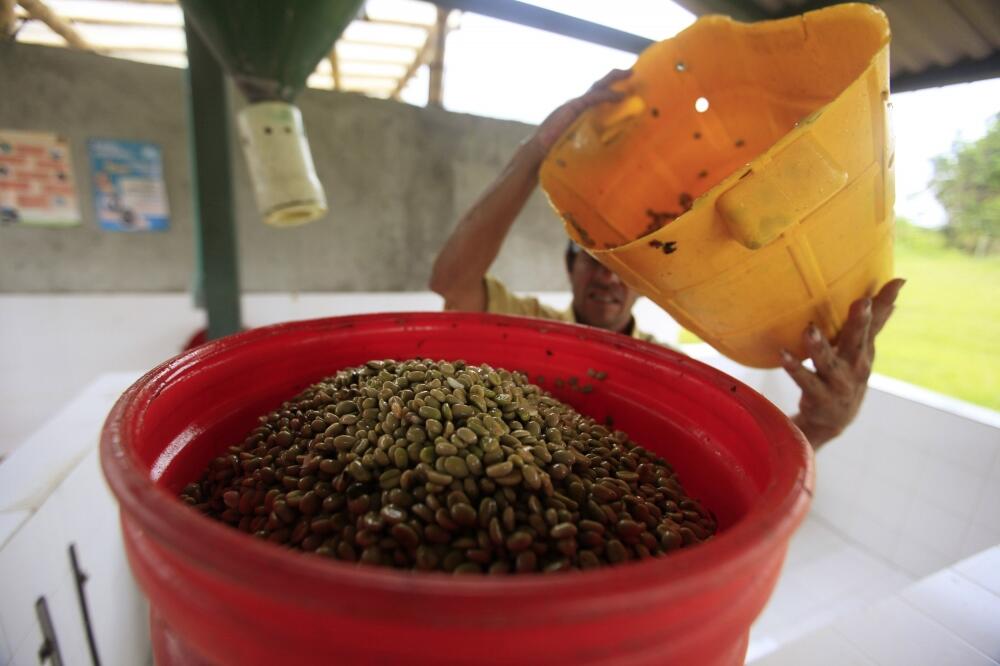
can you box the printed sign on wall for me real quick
[88,138,170,232]
[0,130,81,227]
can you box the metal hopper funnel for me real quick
[181,0,364,226]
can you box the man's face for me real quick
[568,251,641,332]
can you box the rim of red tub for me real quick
[101,311,813,620]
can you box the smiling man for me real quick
[429,69,904,450]
[477,241,655,344]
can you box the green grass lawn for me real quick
[679,223,1000,412]
[874,224,1000,411]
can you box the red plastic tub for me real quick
[101,312,813,665]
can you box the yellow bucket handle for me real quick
[716,133,848,249]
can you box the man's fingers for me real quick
[780,349,825,396]
[577,87,626,109]
[805,324,851,391]
[837,297,873,366]
[589,68,632,92]
[870,278,906,338]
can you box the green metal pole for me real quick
[185,16,242,340]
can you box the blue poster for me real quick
[88,139,169,232]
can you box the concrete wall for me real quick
[0,42,570,293]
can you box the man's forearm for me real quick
[429,137,545,302]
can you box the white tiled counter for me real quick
[0,374,149,666]
[2,292,998,664]
[754,546,1000,665]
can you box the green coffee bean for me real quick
[449,502,477,528]
[379,468,402,489]
[443,456,469,478]
[515,550,537,573]
[435,441,459,457]
[485,461,513,478]
[183,357,714,575]
[550,522,578,539]
[425,470,454,486]
[347,460,371,482]
[506,531,534,552]
[418,406,442,421]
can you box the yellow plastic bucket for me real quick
[540,3,894,368]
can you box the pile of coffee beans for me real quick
[181,359,716,574]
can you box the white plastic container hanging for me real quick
[237,101,327,227]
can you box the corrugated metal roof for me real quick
[672,0,1000,91]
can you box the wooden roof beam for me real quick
[328,44,341,90]
[427,7,449,107]
[18,0,91,49]
[391,26,436,98]
[2,0,17,38]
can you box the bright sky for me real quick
[401,0,1000,229]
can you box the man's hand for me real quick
[531,69,632,154]
[430,68,630,313]
[781,278,906,449]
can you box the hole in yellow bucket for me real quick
[695,97,710,113]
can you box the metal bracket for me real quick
[35,596,63,666]
[69,544,102,666]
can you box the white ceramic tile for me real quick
[7,614,43,666]
[50,451,121,558]
[745,634,782,663]
[0,499,74,654]
[899,496,969,558]
[751,626,876,666]
[874,447,931,495]
[842,513,900,563]
[47,450,152,666]
[782,515,850,570]
[762,595,873,649]
[834,597,996,666]
[811,486,859,534]
[0,372,139,513]
[0,615,12,664]
[868,375,1000,433]
[928,431,998,477]
[955,546,1000,597]
[911,458,989,521]
[960,522,1000,558]
[855,472,912,530]
[4,584,89,666]
[760,576,818,624]
[802,546,910,607]
[41,577,91,666]
[972,479,1000,532]
[815,456,867,501]
[750,606,788,642]
[890,534,960,579]
[789,549,870,609]
[0,510,30,551]
[902,569,1000,660]
[863,434,908,478]
[751,530,915,656]
[876,396,961,447]
[992,445,1000,481]
[819,430,868,466]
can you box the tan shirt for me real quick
[483,275,663,346]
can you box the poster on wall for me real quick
[0,129,81,227]
[88,138,170,232]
